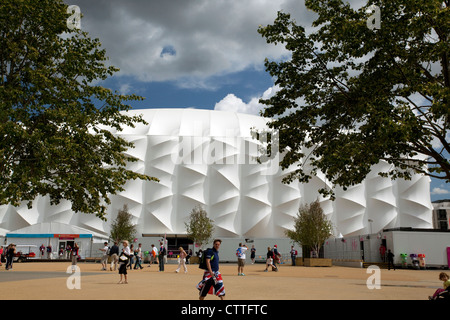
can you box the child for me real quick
[429,272,450,300]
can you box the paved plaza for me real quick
[0,261,444,300]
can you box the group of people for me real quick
[100,242,166,272]
[96,240,177,284]
[235,243,293,275]
[100,242,145,272]
[264,245,281,272]
[38,243,80,260]
[38,244,54,259]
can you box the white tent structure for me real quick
[4,222,108,259]
[0,108,433,242]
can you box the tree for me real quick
[258,1,449,198]
[109,204,136,243]
[184,205,215,249]
[0,0,158,219]
[285,200,333,258]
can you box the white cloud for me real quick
[119,83,132,95]
[431,187,450,195]
[69,0,312,86]
[214,85,280,115]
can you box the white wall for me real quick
[391,231,450,267]
[325,230,450,268]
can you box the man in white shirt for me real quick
[100,242,109,271]
[236,243,248,276]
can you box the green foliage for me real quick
[285,200,333,257]
[109,204,136,244]
[0,0,158,219]
[184,205,215,249]
[258,1,449,198]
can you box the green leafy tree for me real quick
[109,204,136,243]
[185,205,215,249]
[286,200,333,258]
[258,1,449,198]
[0,0,158,219]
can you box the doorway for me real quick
[166,237,193,257]
[59,240,75,259]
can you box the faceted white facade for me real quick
[0,108,433,238]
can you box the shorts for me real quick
[197,271,225,297]
[237,258,245,267]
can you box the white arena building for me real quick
[1,108,433,259]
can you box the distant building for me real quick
[432,199,450,230]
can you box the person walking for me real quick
[197,239,225,300]
[109,242,119,271]
[134,243,143,269]
[387,249,396,270]
[273,244,281,268]
[127,244,134,270]
[236,243,248,276]
[118,240,131,284]
[250,245,256,264]
[175,247,188,273]
[149,244,157,267]
[158,241,166,271]
[100,242,109,271]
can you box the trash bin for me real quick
[410,254,420,270]
[418,254,426,269]
[400,253,408,268]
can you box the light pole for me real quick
[368,219,374,234]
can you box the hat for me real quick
[274,245,277,247]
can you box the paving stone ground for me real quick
[0,261,444,301]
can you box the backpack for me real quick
[199,248,214,270]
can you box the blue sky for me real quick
[68,0,449,202]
